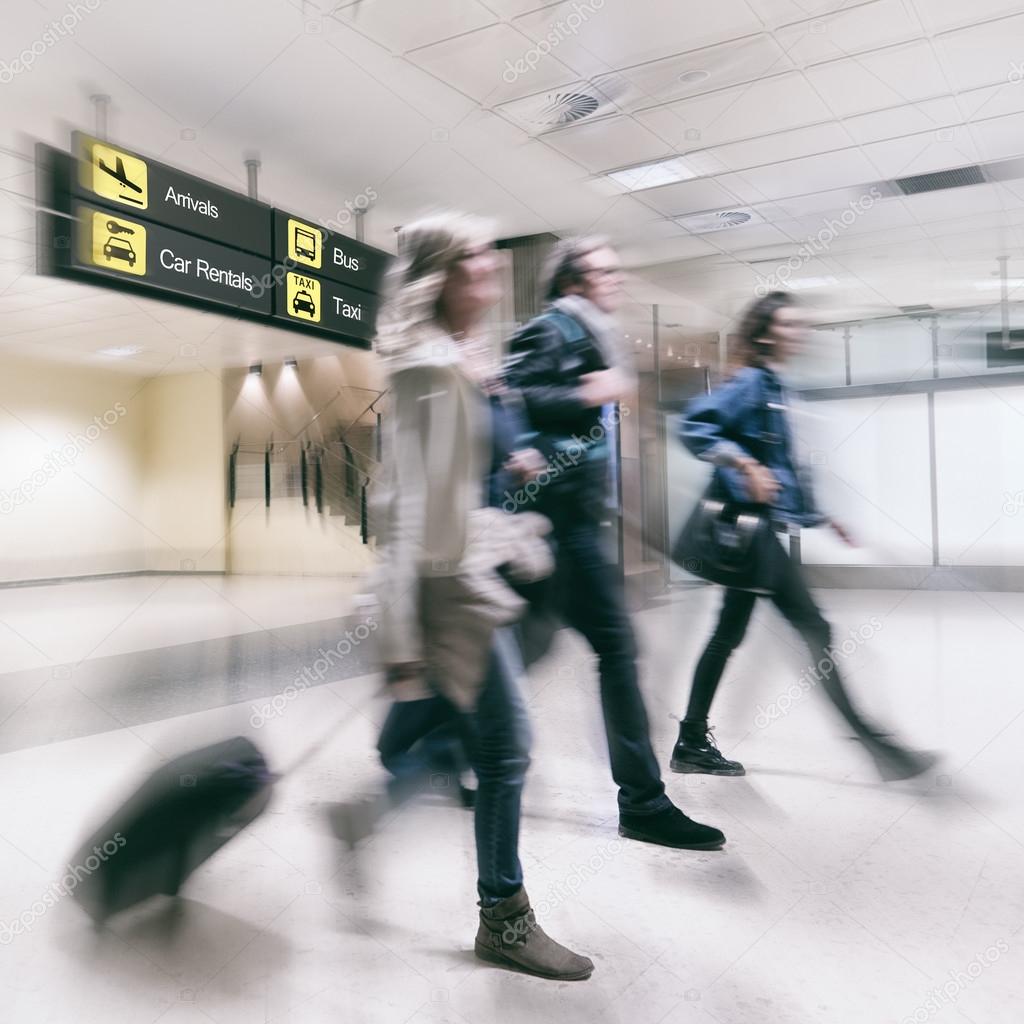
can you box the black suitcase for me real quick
[69,736,275,922]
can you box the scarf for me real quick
[549,294,635,384]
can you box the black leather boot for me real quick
[860,732,939,781]
[670,720,745,776]
[618,804,725,850]
[475,888,594,980]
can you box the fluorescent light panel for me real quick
[606,156,699,192]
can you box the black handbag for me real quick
[672,497,779,594]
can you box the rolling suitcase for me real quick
[70,736,275,923]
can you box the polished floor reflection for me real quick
[0,576,1021,1023]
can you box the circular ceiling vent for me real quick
[716,210,752,228]
[536,91,601,127]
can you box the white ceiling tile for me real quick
[934,14,1024,93]
[540,117,673,172]
[732,148,881,201]
[903,183,1012,224]
[969,111,1024,162]
[773,0,920,66]
[842,97,965,146]
[619,234,720,267]
[958,84,1024,122]
[804,42,950,119]
[483,0,564,16]
[407,22,578,104]
[336,0,498,53]
[705,223,798,250]
[860,131,981,180]
[917,0,1024,33]
[636,177,744,216]
[512,0,764,76]
[635,72,833,150]
[743,0,866,28]
[708,122,852,171]
[615,35,794,113]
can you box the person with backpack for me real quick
[505,236,725,851]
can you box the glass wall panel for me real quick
[799,393,933,566]
[934,385,1024,566]
[847,317,934,385]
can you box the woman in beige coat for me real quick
[371,213,593,981]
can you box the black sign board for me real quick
[273,269,377,340]
[70,201,273,315]
[72,132,272,257]
[272,209,388,293]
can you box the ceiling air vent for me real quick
[538,91,601,127]
[898,304,935,314]
[892,165,985,195]
[676,208,763,234]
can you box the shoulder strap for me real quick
[537,309,589,348]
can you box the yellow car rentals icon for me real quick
[286,272,321,323]
[89,211,147,277]
[85,140,149,211]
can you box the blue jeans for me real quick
[377,697,471,803]
[553,514,670,816]
[470,627,533,904]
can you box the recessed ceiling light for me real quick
[248,363,263,377]
[98,345,143,357]
[678,70,710,85]
[606,156,699,192]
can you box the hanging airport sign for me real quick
[273,209,388,293]
[70,201,273,315]
[274,270,377,340]
[72,132,273,257]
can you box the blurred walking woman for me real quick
[670,291,935,782]
[372,213,593,981]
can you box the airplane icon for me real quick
[97,155,144,205]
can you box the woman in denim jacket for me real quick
[670,292,936,782]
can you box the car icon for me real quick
[292,289,316,315]
[103,235,136,267]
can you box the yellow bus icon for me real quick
[87,141,148,211]
[288,219,322,269]
[286,273,321,322]
[89,211,146,277]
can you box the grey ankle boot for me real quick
[474,887,594,981]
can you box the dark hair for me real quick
[734,291,797,368]
[540,235,610,303]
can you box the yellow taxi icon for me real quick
[287,272,321,323]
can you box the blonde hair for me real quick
[375,212,495,360]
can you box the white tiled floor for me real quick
[1,576,1022,1022]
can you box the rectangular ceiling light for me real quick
[606,156,699,192]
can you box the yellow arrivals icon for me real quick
[288,218,322,270]
[89,211,146,277]
[87,141,148,211]
[287,272,321,323]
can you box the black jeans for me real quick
[552,505,670,816]
[686,531,875,739]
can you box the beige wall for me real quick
[0,355,147,582]
[142,370,227,573]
